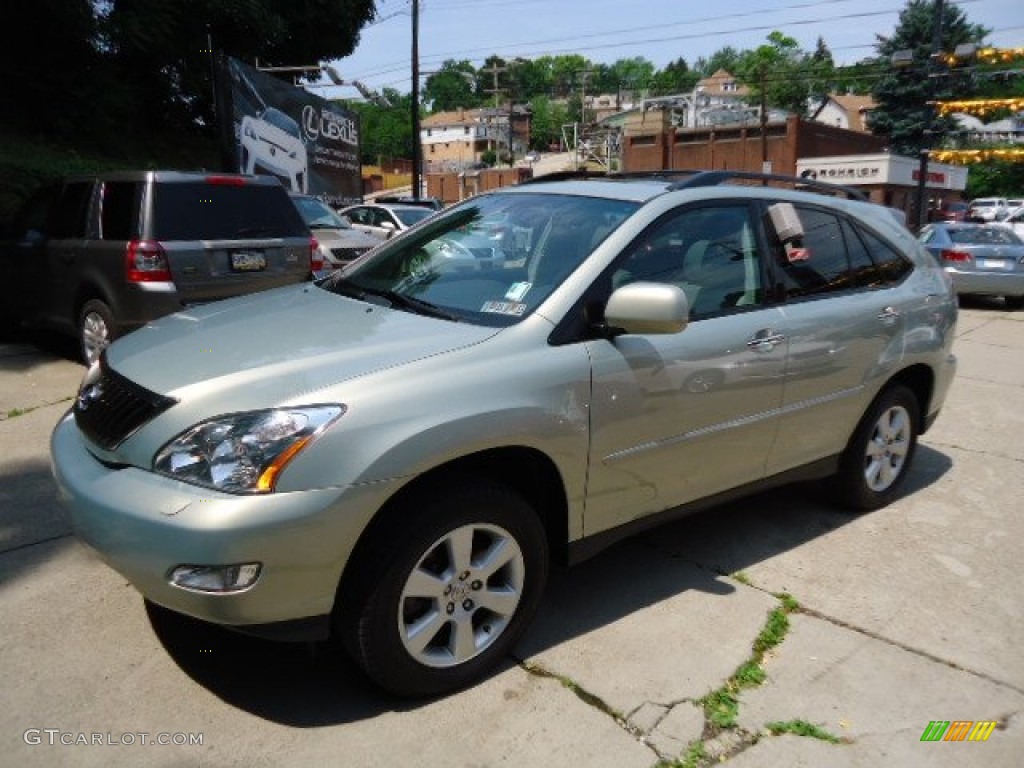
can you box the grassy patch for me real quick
[730,570,752,586]
[6,408,26,419]
[678,739,707,768]
[703,688,740,729]
[699,593,801,731]
[766,719,842,743]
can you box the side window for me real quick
[48,182,94,239]
[11,184,61,242]
[611,204,762,319]
[775,207,850,298]
[840,220,882,289]
[99,182,140,241]
[858,227,913,285]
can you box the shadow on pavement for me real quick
[145,445,953,725]
[0,326,81,369]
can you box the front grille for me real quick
[74,356,176,450]
[330,246,370,263]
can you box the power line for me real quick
[345,0,988,83]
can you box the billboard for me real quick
[223,57,362,207]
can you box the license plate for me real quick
[231,251,266,271]
[978,259,1011,270]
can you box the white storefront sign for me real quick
[795,153,967,190]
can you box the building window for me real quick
[464,126,470,135]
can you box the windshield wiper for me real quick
[324,278,460,321]
[370,288,462,321]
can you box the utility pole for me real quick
[760,65,769,173]
[481,61,508,163]
[915,0,945,231]
[411,0,422,200]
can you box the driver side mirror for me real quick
[604,282,689,336]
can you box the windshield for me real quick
[392,207,434,227]
[319,191,639,326]
[293,196,350,229]
[950,227,1021,245]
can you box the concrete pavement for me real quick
[1,301,1022,767]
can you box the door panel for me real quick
[585,309,788,535]
[582,202,786,537]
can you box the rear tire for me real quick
[79,299,117,365]
[1004,295,1024,311]
[834,385,919,511]
[338,480,548,697]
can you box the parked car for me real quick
[340,203,436,240]
[370,195,444,212]
[53,171,957,697]
[919,222,1024,309]
[0,171,314,363]
[929,200,969,223]
[996,206,1024,239]
[290,193,379,273]
[240,108,308,194]
[966,197,1009,222]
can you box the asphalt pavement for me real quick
[1,301,1022,767]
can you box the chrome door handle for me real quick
[877,306,901,323]
[746,329,786,351]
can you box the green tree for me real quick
[650,58,700,96]
[694,46,742,78]
[736,32,814,117]
[529,95,568,150]
[424,60,480,112]
[345,88,414,164]
[869,0,988,154]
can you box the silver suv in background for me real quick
[0,171,314,363]
[53,171,957,696]
[967,197,1009,222]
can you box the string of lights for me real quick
[930,148,1024,163]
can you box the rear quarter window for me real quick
[150,182,307,241]
[100,181,141,241]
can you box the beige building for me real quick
[421,107,531,172]
[812,94,876,133]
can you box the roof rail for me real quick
[519,167,868,202]
[518,170,609,184]
[666,170,868,201]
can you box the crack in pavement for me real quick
[513,657,663,761]
[0,532,74,558]
[924,438,1024,465]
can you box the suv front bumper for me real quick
[50,411,398,635]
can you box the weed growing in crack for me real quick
[730,571,752,586]
[765,719,842,743]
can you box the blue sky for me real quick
[317,0,1023,97]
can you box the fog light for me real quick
[170,563,262,593]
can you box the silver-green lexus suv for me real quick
[52,171,957,696]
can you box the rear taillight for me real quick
[310,236,324,272]
[126,240,172,282]
[205,175,246,186]
[941,249,971,263]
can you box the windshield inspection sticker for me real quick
[481,300,527,316]
[505,281,533,301]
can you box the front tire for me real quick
[339,481,549,697]
[79,299,117,365]
[834,385,920,511]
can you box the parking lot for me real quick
[1,300,1022,767]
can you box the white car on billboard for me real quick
[240,108,308,193]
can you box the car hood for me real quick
[106,283,499,400]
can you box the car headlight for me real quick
[153,406,344,493]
